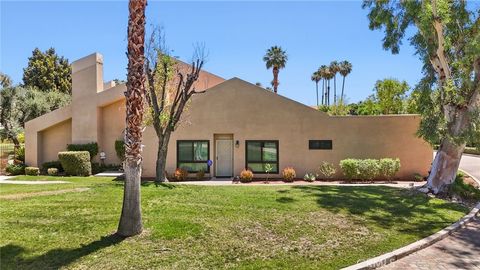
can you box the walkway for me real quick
[0,175,68,184]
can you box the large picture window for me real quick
[177,140,210,173]
[245,140,279,173]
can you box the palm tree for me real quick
[323,66,334,106]
[329,61,340,105]
[311,70,321,107]
[117,0,147,237]
[318,65,328,105]
[339,60,352,102]
[263,46,287,94]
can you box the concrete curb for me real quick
[459,169,480,187]
[342,201,480,270]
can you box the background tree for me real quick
[117,0,147,237]
[318,65,328,105]
[323,66,334,106]
[363,0,480,193]
[329,61,340,105]
[144,30,205,183]
[311,70,321,107]
[22,48,71,94]
[339,60,352,101]
[0,72,12,88]
[263,46,287,94]
[374,78,409,114]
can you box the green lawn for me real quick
[0,177,468,269]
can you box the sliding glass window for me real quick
[245,140,279,173]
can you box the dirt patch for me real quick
[0,187,90,200]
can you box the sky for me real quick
[1,0,436,105]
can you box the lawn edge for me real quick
[342,200,480,270]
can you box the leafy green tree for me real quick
[356,96,380,115]
[374,79,409,114]
[339,60,352,102]
[363,0,480,193]
[263,46,287,94]
[23,48,72,94]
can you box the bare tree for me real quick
[144,29,205,183]
[117,0,146,237]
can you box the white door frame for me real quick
[215,139,233,177]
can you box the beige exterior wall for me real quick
[25,53,432,180]
[39,120,72,164]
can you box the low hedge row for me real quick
[42,161,63,173]
[58,151,91,176]
[339,158,400,181]
[66,142,98,160]
[25,167,40,176]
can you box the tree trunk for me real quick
[117,160,143,237]
[321,80,325,105]
[272,66,279,94]
[155,132,171,183]
[341,76,345,102]
[315,82,319,107]
[427,139,465,194]
[333,75,337,105]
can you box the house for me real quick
[25,53,432,179]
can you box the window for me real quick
[309,140,332,150]
[245,140,279,173]
[177,140,210,172]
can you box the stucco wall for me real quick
[38,119,72,165]
[99,99,126,165]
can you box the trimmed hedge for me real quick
[42,160,63,173]
[340,158,401,181]
[6,164,25,175]
[115,140,125,161]
[67,142,98,160]
[25,167,40,176]
[58,151,91,176]
[91,163,121,174]
[47,168,59,176]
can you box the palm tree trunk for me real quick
[327,80,330,106]
[341,75,346,102]
[333,75,337,105]
[117,0,146,238]
[272,66,279,93]
[321,79,325,105]
[315,81,319,107]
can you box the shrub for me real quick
[91,163,121,174]
[42,160,63,173]
[358,159,380,181]
[318,161,336,179]
[448,173,480,201]
[58,151,91,176]
[413,173,424,182]
[174,168,188,181]
[15,146,25,162]
[115,140,125,161]
[6,164,25,175]
[240,169,253,183]
[66,142,98,160]
[303,173,316,182]
[25,167,40,176]
[282,167,296,182]
[379,158,401,181]
[340,159,360,180]
[196,169,205,180]
[47,168,59,176]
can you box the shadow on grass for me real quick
[290,185,467,237]
[1,234,124,269]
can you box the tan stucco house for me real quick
[25,53,433,179]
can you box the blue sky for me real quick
[2,1,429,105]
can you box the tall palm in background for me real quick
[117,0,147,237]
[329,61,340,105]
[323,67,334,106]
[263,46,287,94]
[311,70,321,107]
[339,60,352,102]
[318,65,327,105]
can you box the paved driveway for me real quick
[460,154,480,181]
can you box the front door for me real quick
[216,139,233,177]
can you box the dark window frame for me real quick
[245,140,279,174]
[176,140,210,173]
[309,140,333,150]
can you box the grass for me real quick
[0,177,468,269]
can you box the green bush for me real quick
[15,146,25,162]
[464,147,480,155]
[58,151,91,176]
[340,159,360,180]
[91,163,121,174]
[448,173,480,201]
[66,142,98,160]
[358,159,380,181]
[42,160,63,173]
[379,158,401,181]
[318,161,336,179]
[47,168,59,176]
[115,140,125,161]
[303,173,316,182]
[6,164,25,175]
[25,167,40,176]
